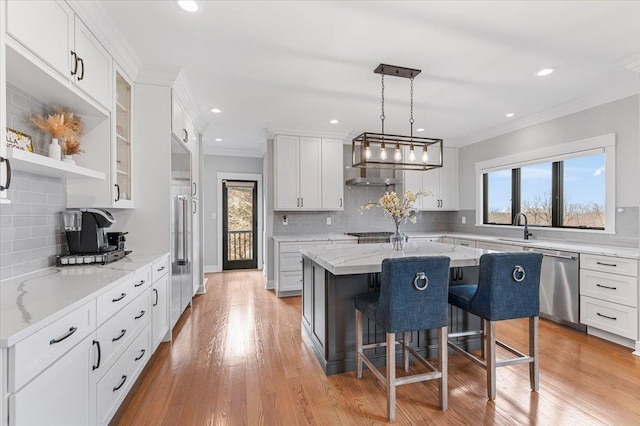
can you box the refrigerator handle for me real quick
[182,196,189,263]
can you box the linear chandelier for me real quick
[352,64,443,170]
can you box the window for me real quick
[482,152,608,230]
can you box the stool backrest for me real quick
[377,256,450,333]
[471,252,543,321]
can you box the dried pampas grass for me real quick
[31,108,85,155]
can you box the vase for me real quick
[48,138,61,160]
[62,155,75,165]
[390,227,407,251]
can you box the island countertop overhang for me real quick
[300,241,487,275]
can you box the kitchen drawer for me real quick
[97,267,151,324]
[151,255,170,282]
[96,290,151,375]
[580,254,638,277]
[454,238,476,248]
[580,269,638,308]
[280,272,303,292]
[280,252,303,271]
[408,237,442,243]
[96,323,152,425]
[476,241,523,252]
[332,240,357,245]
[442,237,455,245]
[580,296,638,340]
[280,241,329,253]
[9,300,96,391]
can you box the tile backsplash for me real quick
[6,83,50,156]
[0,171,68,280]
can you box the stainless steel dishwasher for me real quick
[525,247,585,331]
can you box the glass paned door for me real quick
[223,180,258,270]
[114,70,132,205]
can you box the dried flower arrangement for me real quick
[31,108,84,155]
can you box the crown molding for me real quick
[450,84,639,147]
[266,126,351,141]
[67,0,141,80]
[617,51,640,73]
[173,70,205,133]
[135,64,181,86]
[202,144,266,158]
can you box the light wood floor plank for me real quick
[111,270,640,425]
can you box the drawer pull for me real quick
[49,327,77,345]
[112,293,127,302]
[596,283,617,290]
[596,312,617,321]
[459,243,469,246]
[135,349,146,361]
[596,261,617,267]
[153,288,159,306]
[92,340,101,371]
[135,280,146,287]
[112,329,126,342]
[134,310,146,320]
[113,375,127,392]
[157,266,165,272]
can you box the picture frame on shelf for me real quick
[6,128,34,152]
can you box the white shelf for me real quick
[7,148,106,180]
[115,101,128,112]
[116,169,128,176]
[116,133,129,143]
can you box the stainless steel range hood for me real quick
[345,167,402,186]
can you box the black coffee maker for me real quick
[63,209,117,254]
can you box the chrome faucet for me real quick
[513,212,533,240]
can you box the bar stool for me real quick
[447,252,543,400]
[353,256,450,422]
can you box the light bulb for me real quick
[380,147,387,160]
[394,144,402,161]
[422,148,429,163]
[364,146,371,160]
[409,146,416,161]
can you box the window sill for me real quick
[474,223,615,235]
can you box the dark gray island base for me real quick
[301,255,483,375]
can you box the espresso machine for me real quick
[58,209,126,265]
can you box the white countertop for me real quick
[273,234,358,242]
[0,252,167,347]
[300,241,485,275]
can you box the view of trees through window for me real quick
[227,185,254,261]
[484,153,605,229]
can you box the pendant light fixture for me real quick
[352,64,443,170]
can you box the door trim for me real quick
[216,172,263,271]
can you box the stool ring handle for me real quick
[512,265,526,282]
[414,272,429,290]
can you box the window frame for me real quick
[475,133,616,234]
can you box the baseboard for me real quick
[587,326,635,350]
[196,277,208,295]
[266,279,275,290]
[204,265,222,273]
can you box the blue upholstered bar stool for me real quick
[447,252,543,400]
[353,256,451,422]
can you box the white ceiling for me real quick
[100,1,640,155]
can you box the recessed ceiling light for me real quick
[215,138,223,142]
[536,67,556,77]
[505,113,515,118]
[329,119,339,124]
[416,128,425,132]
[210,108,221,114]
[177,0,199,12]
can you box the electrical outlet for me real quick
[326,217,332,225]
[461,216,466,224]
[282,216,288,226]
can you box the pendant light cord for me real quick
[409,76,414,138]
[380,74,385,136]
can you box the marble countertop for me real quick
[300,241,485,275]
[273,234,358,242]
[0,252,168,347]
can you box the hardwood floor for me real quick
[112,270,640,425]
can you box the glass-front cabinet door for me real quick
[114,68,133,207]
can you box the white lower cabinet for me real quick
[9,334,96,426]
[475,241,523,252]
[152,274,170,351]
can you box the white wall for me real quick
[458,95,639,210]
[202,155,263,270]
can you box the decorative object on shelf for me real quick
[6,128,34,152]
[352,64,443,171]
[31,108,84,161]
[62,155,76,165]
[359,190,430,250]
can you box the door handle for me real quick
[0,157,11,191]
[77,57,85,81]
[301,197,303,207]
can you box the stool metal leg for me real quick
[439,326,448,410]
[386,332,396,422]
[402,332,410,372]
[355,310,363,379]
[529,316,539,392]
[486,319,497,400]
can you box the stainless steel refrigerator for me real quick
[171,138,193,328]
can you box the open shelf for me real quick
[7,148,106,180]
[115,101,128,112]
[116,133,129,143]
[116,169,128,176]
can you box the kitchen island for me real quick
[300,241,487,375]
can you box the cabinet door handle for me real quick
[339,198,342,208]
[77,57,85,81]
[70,50,78,76]
[135,349,146,362]
[112,329,126,342]
[183,129,188,143]
[596,283,617,290]
[596,312,617,321]
[596,261,617,267]
[134,310,146,320]
[113,375,127,392]
[193,200,197,214]
[153,288,159,306]
[0,157,11,191]
[112,292,126,302]
[115,183,120,202]
[92,340,101,370]
[193,182,197,196]
[301,197,304,207]
[49,326,77,345]
[134,279,146,287]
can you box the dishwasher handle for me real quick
[526,249,578,261]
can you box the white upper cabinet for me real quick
[113,67,134,208]
[274,135,300,210]
[298,137,322,209]
[171,91,184,141]
[403,146,458,211]
[6,1,112,110]
[321,138,344,210]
